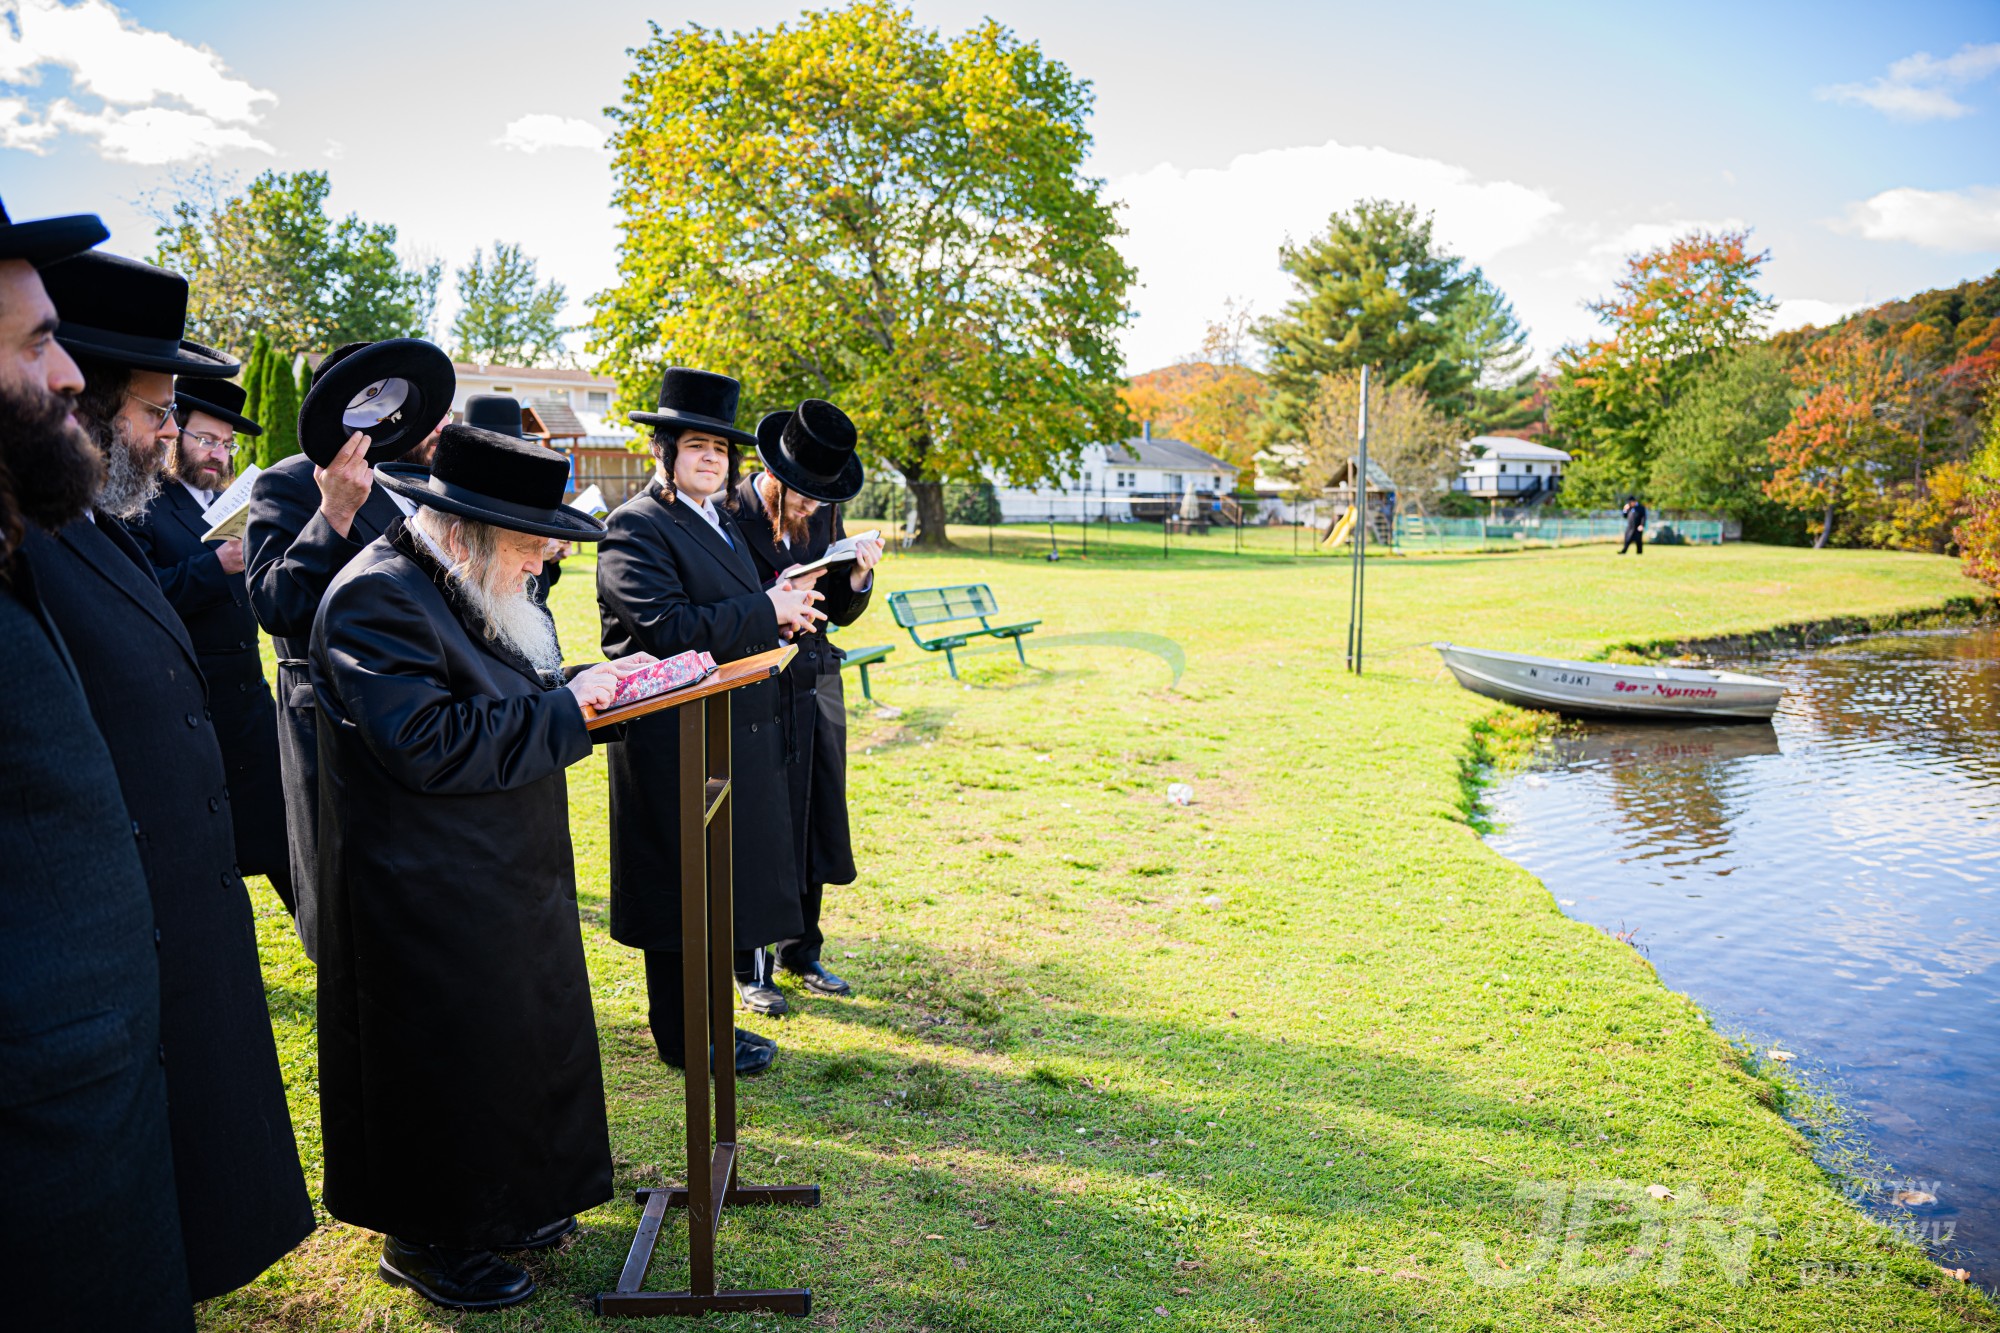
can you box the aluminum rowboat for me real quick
[1433,642,1784,721]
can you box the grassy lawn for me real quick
[209,538,1997,1331]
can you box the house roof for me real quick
[522,400,588,439]
[1464,435,1570,462]
[1103,435,1239,473]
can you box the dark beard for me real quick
[0,377,101,553]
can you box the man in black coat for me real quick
[128,378,290,906]
[23,249,313,1302]
[244,339,450,958]
[730,400,883,1003]
[598,368,821,1074]
[0,199,194,1332]
[1620,496,1647,555]
[312,425,639,1310]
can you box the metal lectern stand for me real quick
[585,645,820,1318]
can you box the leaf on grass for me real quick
[1174,1259,1203,1271]
[1646,1184,1675,1201]
[1766,1048,1795,1062]
[1392,1269,1424,1280]
[1893,1189,1937,1206]
[1942,1265,1970,1281]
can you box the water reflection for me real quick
[1487,627,2000,1287]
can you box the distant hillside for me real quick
[1776,268,2000,385]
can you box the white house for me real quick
[989,424,1238,521]
[450,362,633,447]
[1452,435,1571,503]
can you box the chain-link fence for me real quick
[843,482,1728,560]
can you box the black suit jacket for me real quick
[597,480,802,951]
[0,553,194,1330]
[245,454,404,661]
[17,516,312,1300]
[129,483,290,886]
[242,454,404,950]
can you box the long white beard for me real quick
[95,418,162,519]
[466,572,563,675]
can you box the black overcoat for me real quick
[729,479,871,888]
[129,483,289,897]
[0,556,193,1332]
[18,516,312,1302]
[311,521,612,1247]
[597,480,802,952]
[245,454,405,958]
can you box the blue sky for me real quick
[4,0,1995,371]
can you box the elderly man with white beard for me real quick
[310,422,653,1311]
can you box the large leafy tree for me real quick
[153,170,440,358]
[1765,331,1908,547]
[590,2,1134,546]
[1647,344,1803,543]
[1262,369,1456,516]
[1254,199,1527,444]
[1550,229,1776,506]
[451,242,570,366]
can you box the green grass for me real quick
[210,539,1996,1331]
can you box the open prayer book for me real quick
[199,464,263,543]
[778,529,880,581]
[608,650,718,710]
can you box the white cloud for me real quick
[0,93,54,150]
[45,99,270,164]
[0,0,273,162]
[496,113,607,154]
[1817,41,2000,121]
[1770,297,1867,332]
[1837,185,2000,251]
[1110,137,1562,372]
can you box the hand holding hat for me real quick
[298,338,456,467]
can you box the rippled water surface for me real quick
[1486,626,2000,1286]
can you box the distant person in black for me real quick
[0,197,194,1332]
[1620,496,1647,555]
[128,379,291,907]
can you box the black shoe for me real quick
[661,1032,777,1077]
[735,974,789,1016]
[784,960,853,997]
[379,1236,534,1310]
[501,1216,576,1251]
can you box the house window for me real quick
[1498,463,1507,473]
[1523,463,1533,474]
[587,390,610,411]
[493,385,512,394]
[548,387,570,402]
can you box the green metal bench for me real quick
[838,644,894,702]
[887,584,1040,679]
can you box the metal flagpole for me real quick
[1346,366,1369,673]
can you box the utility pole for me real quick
[1346,365,1369,674]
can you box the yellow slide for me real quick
[1321,507,1358,547]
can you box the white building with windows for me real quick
[989,425,1238,520]
[1452,435,1570,504]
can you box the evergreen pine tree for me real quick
[260,351,302,464]
[240,334,268,466]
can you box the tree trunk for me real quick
[1814,500,1834,549]
[908,478,953,549]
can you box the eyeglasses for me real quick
[123,390,177,430]
[180,428,240,456]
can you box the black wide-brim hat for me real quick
[377,423,606,543]
[0,197,108,267]
[755,399,864,503]
[299,338,456,467]
[629,366,757,445]
[39,251,238,378]
[176,377,261,437]
[462,393,524,438]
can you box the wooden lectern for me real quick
[583,645,821,1318]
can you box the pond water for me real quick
[1485,626,2000,1289]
